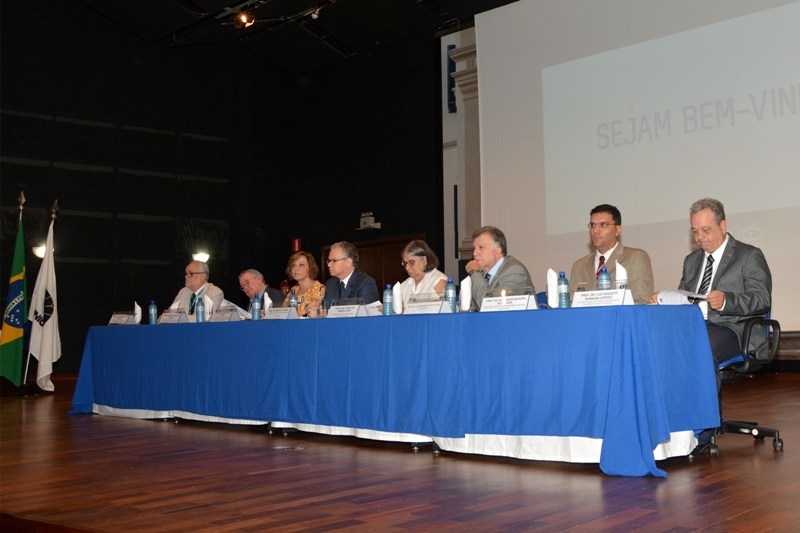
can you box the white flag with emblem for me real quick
[28,219,61,391]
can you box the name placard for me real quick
[108,312,137,326]
[210,308,239,322]
[480,294,535,312]
[404,301,452,315]
[265,307,299,319]
[327,304,368,318]
[572,289,633,307]
[159,311,188,324]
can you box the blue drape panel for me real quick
[71,306,719,477]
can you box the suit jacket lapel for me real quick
[712,235,737,290]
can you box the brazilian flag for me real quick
[0,218,26,386]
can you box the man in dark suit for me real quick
[465,226,534,310]
[652,198,772,367]
[651,198,772,454]
[323,241,380,305]
[238,269,285,315]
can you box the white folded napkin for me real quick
[546,268,559,308]
[615,261,628,289]
[392,282,403,314]
[460,276,472,312]
[134,301,142,324]
[202,294,213,314]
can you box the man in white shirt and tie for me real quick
[569,204,654,304]
[170,260,224,320]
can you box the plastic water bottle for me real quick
[251,296,261,320]
[195,296,206,322]
[597,265,612,290]
[557,271,570,308]
[288,289,298,308]
[148,300,158,325]
[444,278,457,313]
[382,284,393,316]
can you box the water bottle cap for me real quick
[150,300,156,304]
[600,265,607,273]
[559,271,566,276]
[447,278,453,283]
[386,284,392,289]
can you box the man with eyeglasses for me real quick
[569,204,653,304]
[238,269,284,313]
[169,260,224,319]
[323,241,379,306]
[465,226,534,310]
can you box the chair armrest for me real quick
[734,317,781,373]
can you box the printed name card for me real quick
[327,304,368,318]
[265,307,299,319]
[108,312,136,325]
[210,308,239,322]
[480,294,535,312]
[572,289,633,307]
[158,311,188,324]
[404,301,452,314]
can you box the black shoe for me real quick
[689,429,716,458]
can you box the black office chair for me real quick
[707,316,783,456]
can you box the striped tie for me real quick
[189,293,197,314]
[697,255,714,296]
[595,255,606,279]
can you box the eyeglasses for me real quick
[239,278,256,291]
[326,257,348,265]
[401,259,418,268]
[588,222,618,230]
[185,271,206,277]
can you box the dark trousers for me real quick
[706,322,740,394]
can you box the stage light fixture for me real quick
[234,11,255,28]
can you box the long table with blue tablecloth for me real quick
[71,305,720,477]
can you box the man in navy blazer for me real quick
[465,226,534,310]
[323,241,380,305]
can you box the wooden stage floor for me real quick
[2,372,799,532]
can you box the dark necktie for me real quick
[698,255,714,295]
[484,272,491,284]
[595,255,606,279]
[340,281,346,297]
[189,292,197,314]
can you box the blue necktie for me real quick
[340,281,346,297]
[484,272,491,284]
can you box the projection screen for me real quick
[475,0,800,329]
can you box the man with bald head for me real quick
[169,260,224,320]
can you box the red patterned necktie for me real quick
[595,255,606,279]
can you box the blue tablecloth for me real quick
[71,305,719,477]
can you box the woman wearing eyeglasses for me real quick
[283,251,326,317]
[399,240,448,309]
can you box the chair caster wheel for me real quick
[774,438,783,451]
[709,444,720,457]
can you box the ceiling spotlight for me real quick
[192,252,210,263]
[235,11,255,28]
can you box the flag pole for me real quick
[16,193,35,387]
